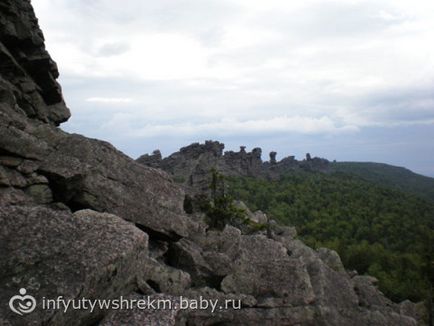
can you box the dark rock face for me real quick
[136,149,163,168]
[269,151,277,164]
[0,1,423,325]
[137,141,331,194]
[0,0,70,125]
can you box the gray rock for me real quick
[0,155,23,167]
[0,165,27,187]
[399,300,428,325]
[0,0,70,125]
[166,239,215,287]
[317,247,345,272]
[0,206,148,326]
[252,210,268,224]
[353,275,393,308]
[272,223,297,239]
[136,140,330,191]
[0,187,31,206]
[141,258,191,295]
[182,305,318,326]
[0,99,197,238]
[38,132,195,239]
[24,184,53,204]
[184,287,257,307]
[136,150,163,169]
[269,151,277,164]
[100,294,180,326]
[221,235,316,306]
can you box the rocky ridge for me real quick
[0,1,424,325]
[137,140,330,195]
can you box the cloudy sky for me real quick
[33,0,434,176]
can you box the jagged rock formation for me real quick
[0,0,70,125]
[137,141,330,195]
[0,2,424,325]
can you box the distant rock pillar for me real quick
[306,153,312,161]
[136,150,162,168]
[252,148,262,159]
[152,149,162,160]
[270,151,277,164]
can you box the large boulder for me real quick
[221,235,315,307]
[316,247,345,272]
[141,258,191,295]
[0,206,148,326]
[0,93,196,239]
[38,132,195,239]
[166,239,217,287]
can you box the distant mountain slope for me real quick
[331,162,434,202]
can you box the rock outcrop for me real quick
[137,141,331,195]
[0,207,148,326]
[0,1,423,325]
[0,0,70,125]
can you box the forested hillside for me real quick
[228,172,434,303]
[332,162,434,202]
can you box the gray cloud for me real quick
[33,0,434,176]
[96,42,130,57]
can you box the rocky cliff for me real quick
[137,140,330,195]
[0,2,423,325]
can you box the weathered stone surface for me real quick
[235,200,268,225]
[202,225,242,257]
[0,100,197,238]
[166,238,216,287]
[141,258,191,294]
[0,206,148,326]
[0,0,70,125]
[252,210,268,224]
[0,155,23,167]
[184,287,257,307]
[24,183,52,204]
[282,238,360,309]
[400,300,428,325]
[0,165,27,187]
[269,151,277,164]
[38,132,195,239]
[353,275,392,308]
[182,305,319,326]
[136,141,330,194]
[100,294,180,326]
[221,235,316,306]
[272,223,297,240]
[0,0,197,239]
[0,187,30,205]
[317,247,345,272]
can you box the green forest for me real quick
[227,172,434,303]
[331,162,434,202]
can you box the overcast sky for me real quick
[33,0,434,176]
